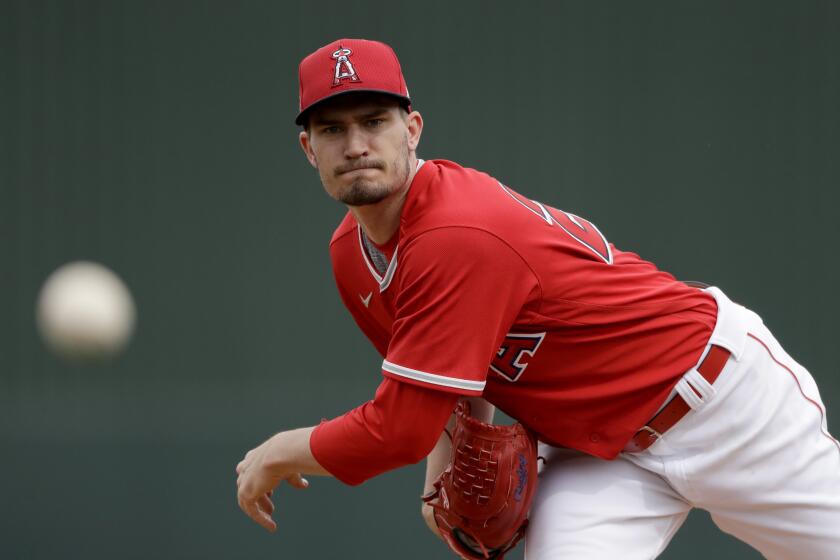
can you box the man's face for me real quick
[299,94,422,206]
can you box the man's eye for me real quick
[366,119,384,128]
[323,126,342,134]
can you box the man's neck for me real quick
[350,154,419,245]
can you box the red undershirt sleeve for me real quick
[310,377,459,486]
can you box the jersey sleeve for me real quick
[382,227,540,395]
[310,377,458,486]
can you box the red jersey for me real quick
[328,159,716,459]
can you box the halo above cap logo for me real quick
[296,38,411,125]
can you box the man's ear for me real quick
[406,111,424,152]
[299,130,318,168]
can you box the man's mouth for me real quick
[342,167,374,174]
[336,162,384,176]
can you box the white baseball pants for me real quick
[525,288,840,560]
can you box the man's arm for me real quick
[422,397,495,538]
[236,378,459,532]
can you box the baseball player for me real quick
[235,38,840,559]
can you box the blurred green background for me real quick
[2,1,838,558]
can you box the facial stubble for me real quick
[330,135,411,207]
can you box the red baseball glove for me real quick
[422,402,538,559]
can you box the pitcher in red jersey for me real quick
[235,38,840,560]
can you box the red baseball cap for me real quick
[296,38,411,125]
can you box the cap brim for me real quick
[295,89,412,126]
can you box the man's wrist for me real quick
[263,431,292,472]
[265,427,324,476]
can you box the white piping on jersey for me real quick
[382,359,486,392]
[354,159,425,293]
[378,253,398,292]
[357,225,399,292]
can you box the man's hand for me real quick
[421,502,442,539]
[421,398,494,541]
[236,427,326,532]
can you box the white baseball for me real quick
[36,261,136,360]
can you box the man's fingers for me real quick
[286,473,310,489]
[258,492,275,515]
[239,496,277,533]
[253,507,277,532]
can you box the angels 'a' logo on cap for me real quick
[332,47,361,86]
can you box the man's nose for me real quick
[343,126,369,159]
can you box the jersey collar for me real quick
[356,159,426,292]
